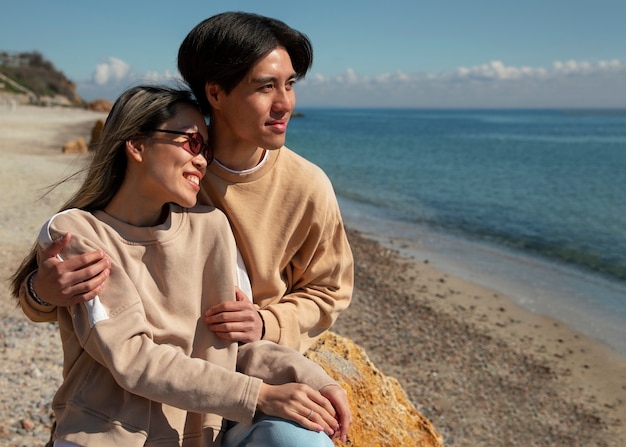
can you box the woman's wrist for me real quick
[27,270,51,306]
[257,311,266,339]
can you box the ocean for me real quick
[286,108,626,355]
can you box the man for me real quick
[17,11,353,354]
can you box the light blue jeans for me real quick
[222,415,334,447]
[53,441,80,447]
[54,416,334,447]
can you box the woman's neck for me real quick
[104,188,166,227]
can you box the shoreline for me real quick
[333,227,626,446]
[1,105,625,446]
[338,196,626,358]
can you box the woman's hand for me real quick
[257,383,341,437]
[320,384,352,442]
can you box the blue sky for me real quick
[1,0,624,108]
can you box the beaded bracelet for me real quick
[27,271,51,306]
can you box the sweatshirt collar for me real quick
[206,147,281,183]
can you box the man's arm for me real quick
[258,216,354,353]
[205,215,354,353]
[18,232,111,322]
[204,172,354,353]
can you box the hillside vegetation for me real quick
[0,51,81,105]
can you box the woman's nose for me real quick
[193,153,208,172]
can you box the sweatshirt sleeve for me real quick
[236,341,338,391]
[44,211,262,423]
[83,299,261,422]
[258,184,354,353]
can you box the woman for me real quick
[12,85,350,446]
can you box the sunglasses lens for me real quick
[180,132,211,162]
[187,134,200,155]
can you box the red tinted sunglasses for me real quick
[151,129,213,163]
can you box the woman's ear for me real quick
[126,138,144,163]
[205,82,222,110]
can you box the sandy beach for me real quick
[1,105,625,446]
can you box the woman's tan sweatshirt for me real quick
[37,204,338,446]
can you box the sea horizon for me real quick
[297,106,626,114]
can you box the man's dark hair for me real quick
[178,11,313,115]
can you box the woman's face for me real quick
[139,103,208,209]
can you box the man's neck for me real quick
[213,146,267,171]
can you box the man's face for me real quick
[211,46,297,154]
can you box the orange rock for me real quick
[307,332,444,447]
[62,138,87,154]
[89,119,105,150]
[86,99,113,113]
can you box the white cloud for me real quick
[77,58,184,102]
[450,60,546,81]
[92,57,131,85]
[77,57,626,108]
[334,68,360,84]
[143,69,179,83]
[298,58,626,108]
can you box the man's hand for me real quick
[204,287,264,343]
[33,232,111,306]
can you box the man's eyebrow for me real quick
[251,73,298,84]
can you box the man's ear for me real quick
[126,138,144,163]
[205,82,222,110]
